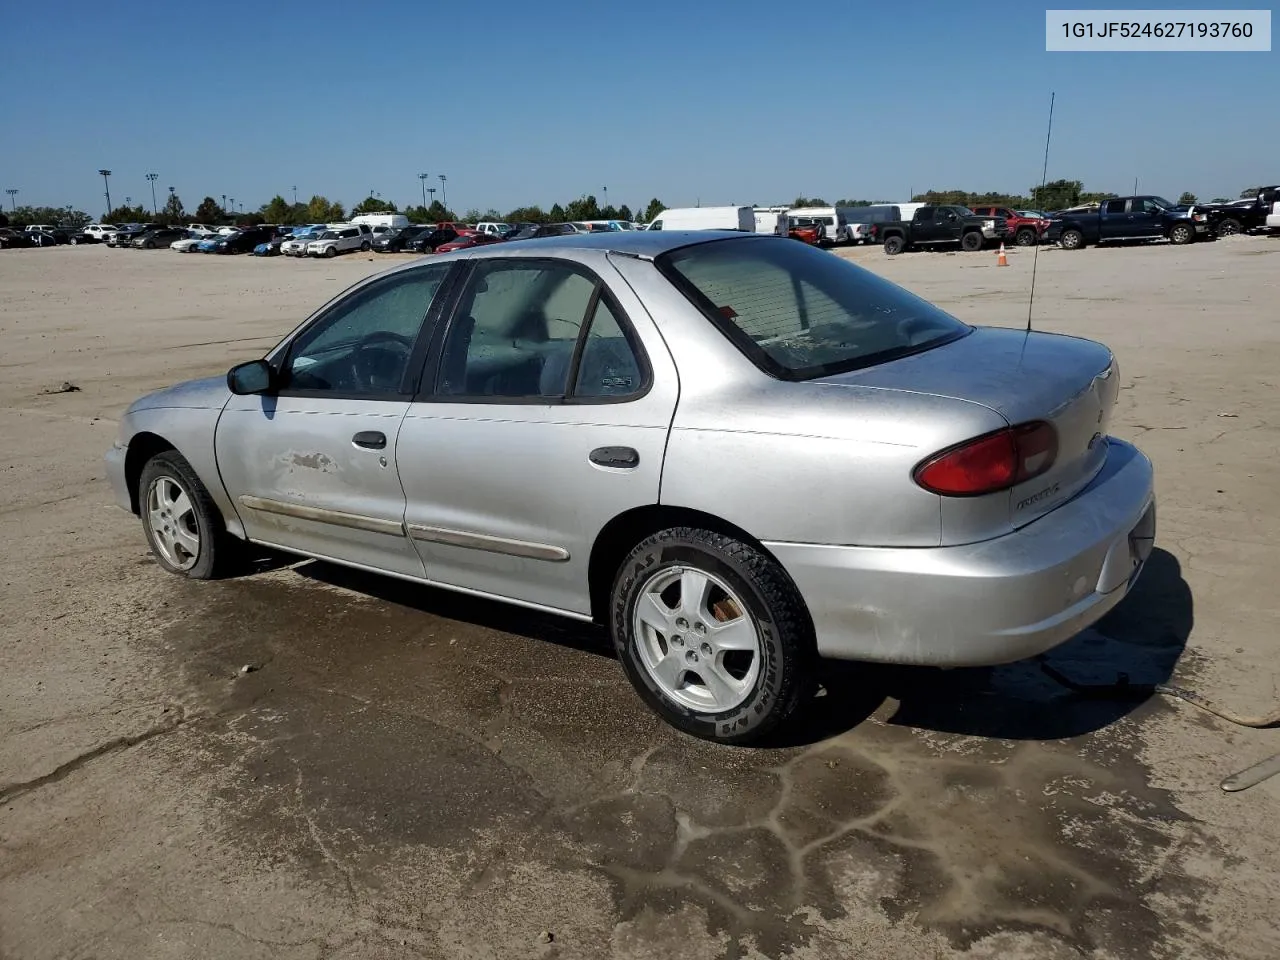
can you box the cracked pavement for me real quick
[2,240,1278,958]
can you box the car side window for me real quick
[914,208,933,223]
[573,298,644,399]
[1104,199,1127,214]
[437,261,596,399]
[650,220,663,231]
[282,264,451,397]
[1140,199,1162,214]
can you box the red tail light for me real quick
[913,421,1058,497]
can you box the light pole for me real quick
[4,189,16,212]
[238,201,244,213]
[603,185,609,211]
[146,172,159,213]
[99,169,112,214]
[418,173,429,210]
[221,194,227,215]
[167,186,175,217]
[292,185,297,205]
[229,198,235,218]
[438,174,447,211]
[125,196,131,208]
[426,187,436,212]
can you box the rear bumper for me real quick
[765,438,1155,667]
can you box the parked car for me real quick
[0,227,34,248]
[878,206,1006,254]
[28,230,63,247]
[529,223,586,239]
[404,227,463,253]
[647,206,754,232]
[186,223,219,236]
[787,218,824,245]
[475,221,513,238]
[351,213,410,231]
[171,232,209,253]
[752,208,790,237]
[105,231,1155,745]
[434,232,504,253]
[213,226,277,254]
[306,225,371,257]
[110,224,158,247]
[1044,196,1208,249]
[252,233,289,256]
[195,236,224,253]
[969,206,1048,247]
[281,228,327,256]
[372,225,432,253]
[134,227,190,249]
[1184,188,1279,236]
[82,224,117,243]
[24,224,58,235]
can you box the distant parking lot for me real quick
[2,236,1278,960]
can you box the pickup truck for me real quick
[1190,187,1280,236]
[1044,196,1208,249]
[969,205,1048,247]
[879,205,1005,255]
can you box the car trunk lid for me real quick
[817,327,1118,541]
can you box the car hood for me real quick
[127,375,231,413]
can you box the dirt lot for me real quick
[2,237,1278,960]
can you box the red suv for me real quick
[969,206,1047,247]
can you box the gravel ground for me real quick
[1,236,1278,959]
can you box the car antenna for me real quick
[1026,91,1055,334]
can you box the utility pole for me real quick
[1134,176,1139,195]
[4,188,16,212]
[98,169,112,214]
[438,174,447,211]
[418,173,429,210]
[427,187,436,212]
[292,185,297,205]
[146,172,159,213]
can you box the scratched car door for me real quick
[215,264,453,577]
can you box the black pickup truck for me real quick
[1044,195,1208,249]
[1189,187,1279,236]
[879,205,1006,255]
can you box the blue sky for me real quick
[1,1,1274,218]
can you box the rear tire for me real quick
[1060,228,1085,250]
[138,451,240,580]
[360,240,371,251]
[611,527,814,744]
[1169,223,1194,245]
[1217,218,1241,237]
[1014,228,1037,246]
[961,230,984,252]
[883,234,906,255]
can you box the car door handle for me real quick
[589,446,639,469]
[352,431,387,450]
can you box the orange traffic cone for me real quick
[996,243,1009,266]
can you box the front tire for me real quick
[361,240,371,251]
[324,246,338,258]
[961,230,984,252]
[1216,217,1241,237]
[1014,228,1038,246]
[138,451,239,579]
[611,527,814,744]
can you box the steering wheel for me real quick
[349,331,414,392]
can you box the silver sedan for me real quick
[105,231,1156,743]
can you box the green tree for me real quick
[642,198,664,222]
[160,191,186,224]
[260,195,292,224]
[1178,191,1198,205]
[617,203,633,222]
[792,196,828,207]
[505,205,550,224]
[565,195,601,221]
[105,204,149,223]
[8,205,89,227]
[351,196,398,215]
[194,196,224,223]
[549,203,567,222]
[1029,179,1083,211]
[462,208,485,223]
[306,195,346,222]
[836,198,875,207]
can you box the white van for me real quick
[647,206,754,232]
[351,213,409,230]
[753,207,789,236]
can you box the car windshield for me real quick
[318,232,338,240]
[658,237,970,381]
[1149,197,1173,209]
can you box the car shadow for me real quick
[868,547,1192,741]
[276,548,1190,748]
[289,559,614,659]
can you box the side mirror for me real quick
[227,359,277,395]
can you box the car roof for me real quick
[462,229,750,261]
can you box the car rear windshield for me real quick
[657,237,970,381]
